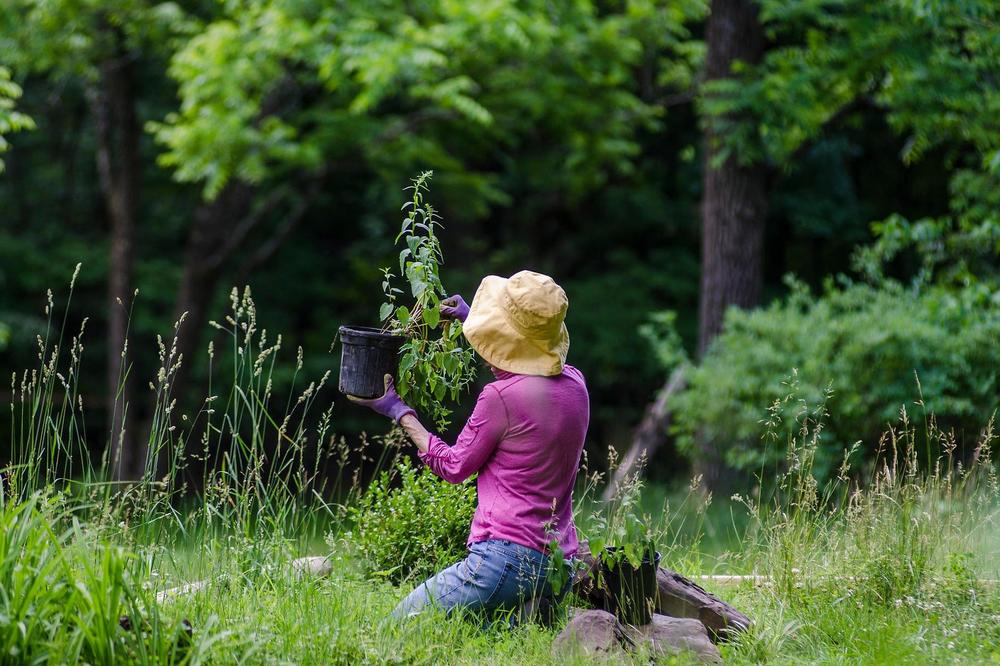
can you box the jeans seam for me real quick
[434,549,485,607]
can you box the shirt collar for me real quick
[490,367,517,381]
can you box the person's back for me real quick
[472,366,589,557]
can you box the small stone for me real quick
[155,580,208,603]
[552,609,625,658]
[621,614,722,663]
[291,555,333,578]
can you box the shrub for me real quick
[348,459,476,584]
[669,277,1000,480]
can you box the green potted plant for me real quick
[337,171,477,428]
[586,475,661,626]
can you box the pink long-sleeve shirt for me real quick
[418,365,589,558]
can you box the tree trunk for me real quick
[167,182,255,420]
[92,30,140,481]
[695,0,769,489]
[150,75,306,437]
[698,0,768,356]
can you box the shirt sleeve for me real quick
[417,385,508,484]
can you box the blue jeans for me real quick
[391,539,564,623]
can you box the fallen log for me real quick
[572,542,751,642]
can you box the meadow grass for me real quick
[2,275,998,664]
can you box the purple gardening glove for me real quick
[347,374,416,423]
[440,294,470,323]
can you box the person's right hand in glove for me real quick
[440,294,470,323]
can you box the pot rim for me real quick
[338,325,407,343]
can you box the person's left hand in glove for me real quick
[347,374,416,423]
[440,294,470,323]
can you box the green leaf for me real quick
[422,306,440,328]
[395,305,410,327]
[379,302,393,321]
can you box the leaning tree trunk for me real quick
[92,28,140,481]
[603,366,687,502]
[694,0,769,489]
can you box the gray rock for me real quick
[291,555,333,578]
[551,609,625,658]
[621,614,722,663]
[554,609,722,663]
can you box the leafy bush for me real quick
[348,459,476,584]
[669,277,1000,480]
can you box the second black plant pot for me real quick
[337,326,406,399]
[600,547,661,626]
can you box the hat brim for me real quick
[462,275,569,377]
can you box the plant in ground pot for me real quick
[338,171,477,429]
[586,470,661,626]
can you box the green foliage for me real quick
[855,213,1000,290]
[0,66,34,173]
[671,277,1000,478]
[380,172,477,430]
[704,0,1000,278]
[585,465,659,569]
[149,0,678,203]
[638,310,689,375]
[0,494,235,664]
[0,0,190,81]
[347,459,476,585]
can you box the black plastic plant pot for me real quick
[600,547,661,626]
[337,326,407,399]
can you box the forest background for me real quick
[1,0,998,491]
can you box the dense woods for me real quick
[1,0,998,488]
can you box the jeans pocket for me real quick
[483,560,515,607]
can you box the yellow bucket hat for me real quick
[462,270,570,376]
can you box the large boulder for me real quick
[551,609,624,658]
[621,614,722,663]
[553,609,722,663]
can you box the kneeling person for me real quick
[349,270,590,621]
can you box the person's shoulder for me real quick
[562,365,587,387]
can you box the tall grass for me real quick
[2,271,415,663]
[719,375,1000,663]
[2,272,998,664]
